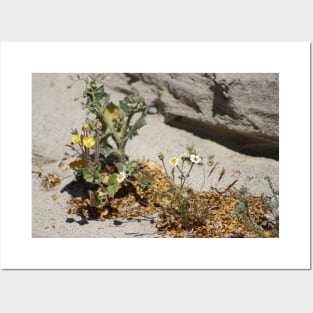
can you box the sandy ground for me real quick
[32,74,279,238]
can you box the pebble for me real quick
[147,106,158,114]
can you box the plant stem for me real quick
[177,160,185,189]
[85,148,89,166]
[161,159,169,177]
[118,111,137,164]
[171,167,175,182]
[95,129,100,164]
[89,90,121,149]
[82,129,88,164]
[178,163,194,195]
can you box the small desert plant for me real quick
[235,186,267,237]
[235,178,279,238]
[261,176,279,236]
[177,197,209,230]
[67,74,147,201]
[156,148,211,230]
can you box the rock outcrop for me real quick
[104,73,279,160]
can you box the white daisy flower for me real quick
[117,171,127,183]
[169,157,179,167]
[190,154,202,164]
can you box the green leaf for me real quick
[100,94,110,108]
[82,168,102,184]
[90,190,101,206]
[107,182,121,196]
[94,162,102,172]
[127,113,147,140]
[107,174,121,196]
[181,192,190,199]
[119,97,131,113]
[100,133,113,150]
[82,168,95,183]
[94,173,103,184]
[207,154,215,165]
[97,85,104,94]
[108,174,117,185]
[99,146,113,157]
[95,191,103,205]
[107,185,115,196]
[186,187,193,193]
[115,163,124,173]
[236,202,248,214]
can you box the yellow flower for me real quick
[169,157,179,167]
[71,134,81,144]
[82,136,95,148]
[131,162,138,168]
[82,123,90,131]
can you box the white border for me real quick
[0,42,310,269]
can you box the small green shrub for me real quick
[67,74,147,199]
[261,176,279,236]
[235,177,279,238]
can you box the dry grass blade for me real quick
[217,167,225,183]
[226,179,238,190]
[208,162,219,178]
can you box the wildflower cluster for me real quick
[71,123,96,164]
[66,74,147,219]
[70,121,127,199]
[167,152,202,191]
[159,150,203,206]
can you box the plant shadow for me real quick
[60,179,89,199]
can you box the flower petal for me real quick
[72,134,81,144]
[82,136,95,148]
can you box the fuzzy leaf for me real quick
[91,191,102,206]
[119,97,131,113]
[107,182,121,196]
[127,113,147,140]
[82,168,94,183]
[100,94,110,108]
[94,173,103,184]
[207,154,215,166]
[115,163,125,173]
[108,174,118,185]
